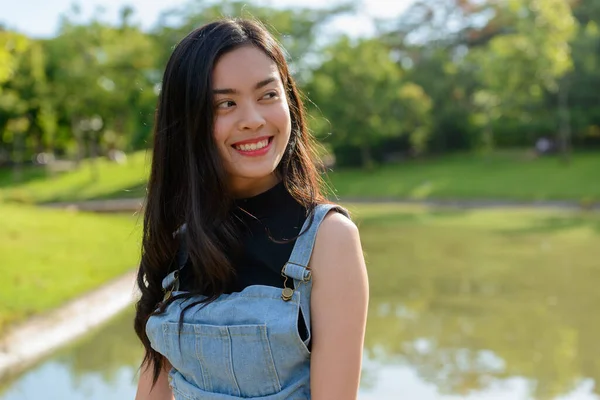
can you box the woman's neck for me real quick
[229,173,281,199]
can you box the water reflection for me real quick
[1,206,600,399]
[357,206,600,400]
[1,362,137,400]
[0,308,142,400]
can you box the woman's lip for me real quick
[232,137,273,156]
[231,135,273,146]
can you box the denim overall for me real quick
[146,204,349,399]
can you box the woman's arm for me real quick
[309,211,369,400]
[135,357,175,400]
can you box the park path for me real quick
[0,270,138,381]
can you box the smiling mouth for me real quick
[232,136,273,152]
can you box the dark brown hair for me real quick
[133,18,327,384]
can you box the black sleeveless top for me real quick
[177,181,310,342]
[178,181,308,293]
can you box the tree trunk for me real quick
[12,131,23,183]
[484,110,495,155]
[360,143,374,170]
[557,76,572,166]
[88,130,99,182]
[72,117,84,168]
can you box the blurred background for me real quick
[1,0,599,399]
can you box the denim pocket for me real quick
[163,322,282,398]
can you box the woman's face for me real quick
[212,45,292,198]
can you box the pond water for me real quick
[2,206,600,399]
[1,301,598,400]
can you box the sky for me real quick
[1,0,415,38]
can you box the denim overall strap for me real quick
[162,223,189,291]
[282,204,350,335]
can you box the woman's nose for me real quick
[237,103,266,131]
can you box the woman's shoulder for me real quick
[318,206,358,241]
[308,202,359,256]
[309,203,366,284]
[313,202,352,222]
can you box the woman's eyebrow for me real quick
[213,77,277,95]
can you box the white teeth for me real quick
[234,139,269,151]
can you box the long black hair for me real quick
[133,18,328,384]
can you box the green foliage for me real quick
[307,37,432,167]
[0,0,599,173]
[404,49,477,153]
[45,13,158,156]
[566,4,600,146]
[0,31,30,87]
[464,0,576,150]
[152,0,354,83]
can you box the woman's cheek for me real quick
[213,115,229,143]
[271,102,291,133]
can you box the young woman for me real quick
[134,18,369,400]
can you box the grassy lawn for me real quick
[0,204,142,334]
[328,151,600,202]
[0,151,150,204]
[0,150,598,203]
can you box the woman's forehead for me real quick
[213,46,282,90]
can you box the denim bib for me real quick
[146,203,349,399]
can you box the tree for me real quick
[151,0,354,84]
[0,30,31,167]
[377,0,501,49]
[43,6,158,177]
[562,0,600,152]
[377,1,503,154]
[0,30,30,86]
[464,0,576,154]
[306,37,432,168]
[0,31,56,179]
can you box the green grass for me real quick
[0,204,142,334]
[328,151,600,202]
[0,151,150,204]
[0,150,599,204]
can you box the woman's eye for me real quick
[217,100,235,109]
[262,91,278,100]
